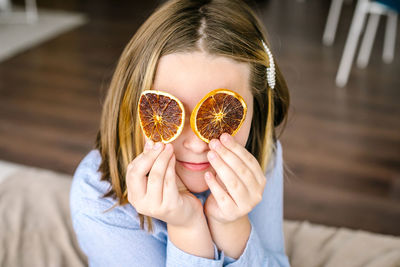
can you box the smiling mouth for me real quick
[176,160,210,171]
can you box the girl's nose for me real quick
[182,126,209,154]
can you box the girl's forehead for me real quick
[152,52,252,109]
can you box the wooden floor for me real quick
[1,0,399,235]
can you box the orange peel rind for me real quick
[190,88,247,143]
[138,90,185,143]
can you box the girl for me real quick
[70,0,290,266]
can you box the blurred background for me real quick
[0,0,399,237]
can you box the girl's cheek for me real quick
[236,115,252,146]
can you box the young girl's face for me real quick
[151,51,254,193]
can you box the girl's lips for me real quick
[177,160,210,171]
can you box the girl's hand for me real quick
[204,133,267,224]
[126,141,204,228]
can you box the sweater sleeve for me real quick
[69,150,226,267]
[220,141,291,266]
[166,236,223,266]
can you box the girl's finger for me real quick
[209,139,259,194]
[143,139,154,153]
[207,150,247,207]
[146,143,174,207]
[161,154,179,210]
[204,171,236,217]
[126,141,164,202]
[220,133,265,186]
[128,141,164,178]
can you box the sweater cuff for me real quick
[223,220,263,266]
[166,237,223,266]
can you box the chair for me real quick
[0,0,38,24]
[323,0,352,46]
[323,0,399,87]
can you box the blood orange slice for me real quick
[138,90,185,143]
[190,88,247,143]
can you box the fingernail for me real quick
[153,142,163,150]
[165,143,173,151]
[221,133,230,143]
[145,140,154,150]
[210,139,220,150]
[208,151,217,160]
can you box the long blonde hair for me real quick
[95,0,289,233]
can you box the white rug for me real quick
[0,6,87,62]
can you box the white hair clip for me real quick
[262,40,276,90]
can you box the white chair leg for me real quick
[336,0,369,87]
[383,11,398,63]
[0,0,11,12]
[323,0,345,46]
[25,0,38,24]
[357,12,380,68]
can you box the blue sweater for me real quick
[69,141,290,266]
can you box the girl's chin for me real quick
[186,185,209,194]
[176,168,210,193]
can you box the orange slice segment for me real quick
[190,88,247,143]
[138,90,185,143]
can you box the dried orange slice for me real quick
[190,88,247,143]
[138,90,185,143]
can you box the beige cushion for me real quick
[284,220,400,267]
[0,163,87,267]
[0,161,399,267]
